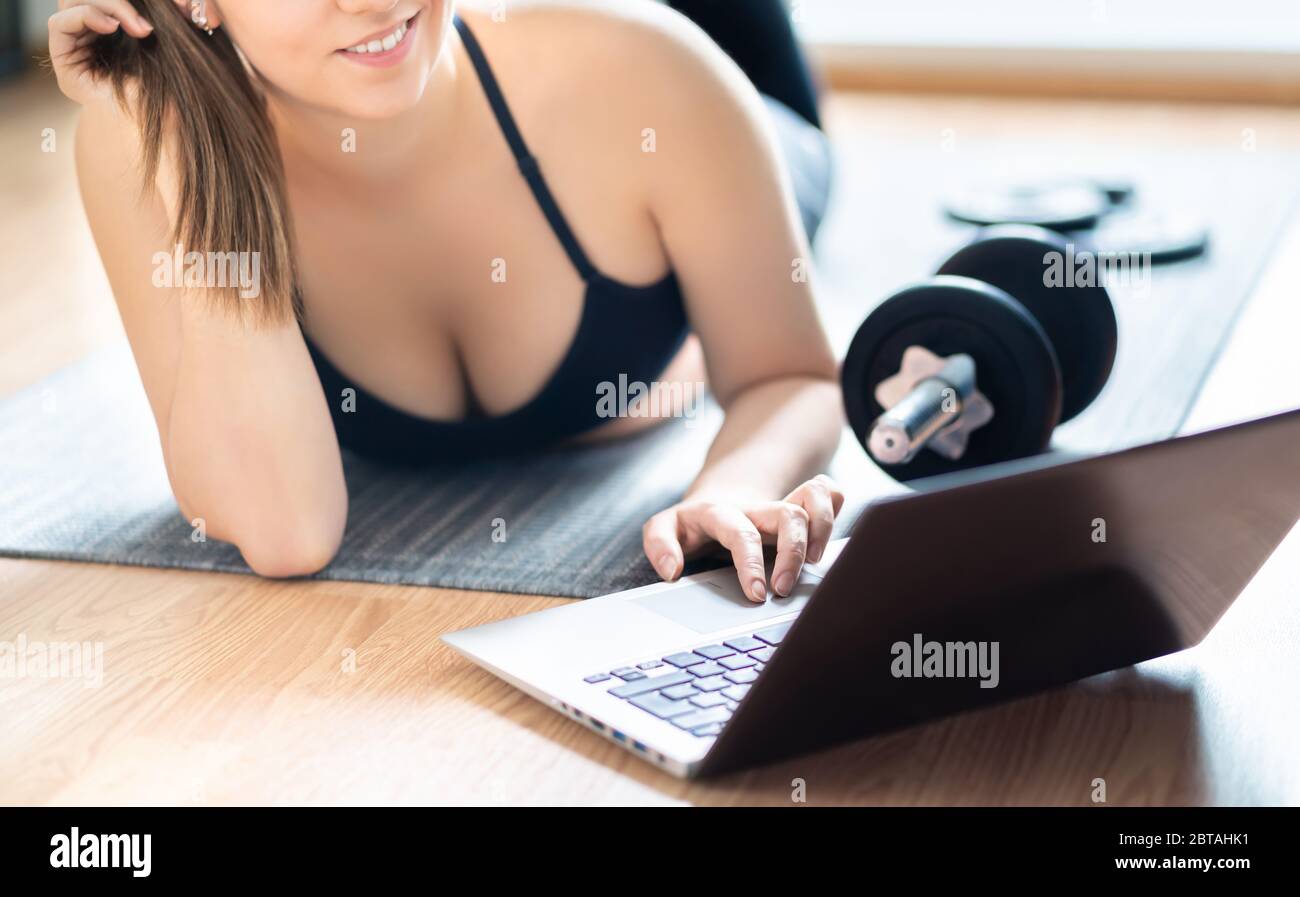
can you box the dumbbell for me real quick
[841,225,1118,482]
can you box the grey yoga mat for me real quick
[2,137,1297,596]
[0,342,743,597]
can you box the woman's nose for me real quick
[334,0,402,16]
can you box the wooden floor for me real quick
[2,69,1299,805]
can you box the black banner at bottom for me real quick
[0,807,1286,882]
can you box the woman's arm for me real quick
[631,7,846,600]
[75,97,346,577]
[683,377,842,508]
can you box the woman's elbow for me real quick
[237,516,345,579]
[184,494,347,579]
[162,425,348,580]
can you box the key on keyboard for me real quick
[691,675,730,692]
[694,645,735,660]
[722,684,750,701]
[686,661,727,678]
[629,692,697,720]
[753,622,792,646]
[671,707,731,731]
[690,692,729,708]
[607,670,693,699]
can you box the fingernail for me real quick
[774,572,793,596]
[750,580,767,602]
[808,545,823,563]
[657,554,676,580]
[139,17,153,32]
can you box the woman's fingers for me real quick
[786,474,844,562]
[48,1,152,64]
[642,509,685,582]
[48,2,154,103]
[56,0,152,36]
[47,8,116,96]
[684,503,768,603]
[645,502,770,602]
[643,477,843,602]
[49,7,117,57]
[644,502,767,601]
[744,502,808,597]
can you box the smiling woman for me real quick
[51,0,845,597]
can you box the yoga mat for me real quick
[2,136,1297,597]
[0,345,740,597]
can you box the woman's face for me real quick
[205,0,452,119]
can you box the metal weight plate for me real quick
[944,180,1113,231]
[841,279,1063,482]
[1091,177,1137,207]
[937,225,1117,423]
[1091,210,1210,264]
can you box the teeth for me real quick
[346,19,409,54]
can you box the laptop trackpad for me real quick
[630,574,818,634]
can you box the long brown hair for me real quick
[86,0,299,323]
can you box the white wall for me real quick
[797,0,1300,53]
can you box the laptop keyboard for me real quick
[581,621,793,738]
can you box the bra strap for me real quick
[454,15,599,282]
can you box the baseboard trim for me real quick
[814,44,1300,105]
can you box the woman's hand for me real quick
[48,0,154,106]
[643,474,846,603]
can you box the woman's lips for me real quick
[338,11,420,68]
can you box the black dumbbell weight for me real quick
[842,225,1118,481]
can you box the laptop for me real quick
[443,408,1300,778]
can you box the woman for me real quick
[50,0,846,601]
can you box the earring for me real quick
[190,0,215,36]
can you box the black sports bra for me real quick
[301,15,691,465]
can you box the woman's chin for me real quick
[313,45,436,120]
[330,86,430,121]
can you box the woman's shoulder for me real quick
[459,0,739,105]
[457,0,762,185]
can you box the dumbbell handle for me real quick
[868,354,976,465]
